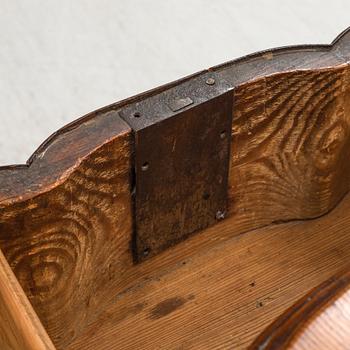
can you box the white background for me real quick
[1,0,349,165]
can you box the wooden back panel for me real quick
[0,28,350,348]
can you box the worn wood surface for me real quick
[250,270,350,350]
[122,89,233,262]
[227,64,350,232]
[0,248,55,350]
[0,28,350,349]
[0,111,134,348]
[67,189,350,350]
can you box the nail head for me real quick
[206,77,215,86]
[142,162,149,171]
[216,210,225,220]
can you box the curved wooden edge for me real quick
[0,248,55,350]
[1,27,350,206]
[0,110,131,205]
[249,269,350,350]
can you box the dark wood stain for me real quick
[150,296,189,320]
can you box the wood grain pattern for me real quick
[227,64,350,233]
[0,111,134,348]
[0,248,55,350]
[67,186,350,350]
[250,270,350,350]
[1,28,350,349]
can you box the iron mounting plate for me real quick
[120,73,233,262]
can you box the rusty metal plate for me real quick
[120,73,233,262]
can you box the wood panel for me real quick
[67,186,350,350]
[227,64,350,233]
[250,270,350,350]
[0,248,55,350]
[0,111,134,348]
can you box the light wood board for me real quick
[67,190,350,350]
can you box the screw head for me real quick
[220,131,226,139]
[143,248,150,256]
[216,210,226,220]
[141,162,149,171]
[206,77,215,86]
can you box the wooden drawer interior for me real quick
[1,28,350,350]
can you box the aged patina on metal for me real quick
[120,72,233,262]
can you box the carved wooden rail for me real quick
[250,269,350,349]
[1,28,350,349]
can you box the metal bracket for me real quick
[120,73,233,262]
